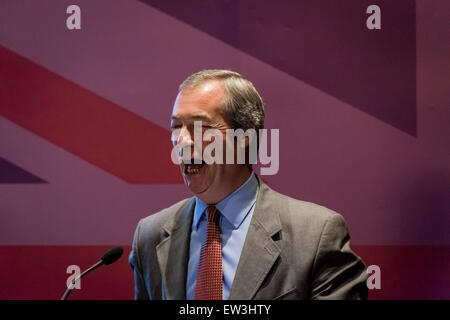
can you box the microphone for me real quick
[101,247,124,265]
[61,247,123,300]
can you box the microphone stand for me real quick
[61,260,104,300]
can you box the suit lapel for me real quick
[229,179,282,299]
[156,198,195,300]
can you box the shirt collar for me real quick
[193,172,259,229]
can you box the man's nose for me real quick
[176,127,194,145]
[174,126,204,161]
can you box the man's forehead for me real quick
[171,113,212,122]
[177,81,224,105]
[172,81,224,121]
[182,80,223,95]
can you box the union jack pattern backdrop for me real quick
[0,0,449,299]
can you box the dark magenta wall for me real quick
[0,0,449,299]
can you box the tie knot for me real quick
[206,206,219,223]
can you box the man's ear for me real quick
[244,127,258,149]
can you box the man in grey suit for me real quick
[129,70,368,300]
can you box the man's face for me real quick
[171,81,230,199]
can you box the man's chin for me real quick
[182,174,208,195]
[186,184,209,197]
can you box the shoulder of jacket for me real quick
[138,197,193,230]
[263,185,341,226]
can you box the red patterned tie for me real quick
[195,205,223,300]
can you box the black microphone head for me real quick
[101,247,123,265]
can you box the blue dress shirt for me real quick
[186,172,259,300]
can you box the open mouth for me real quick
[183,160,205,175]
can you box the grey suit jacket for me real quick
[129,178,368,300]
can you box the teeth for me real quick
[186,165,200,174]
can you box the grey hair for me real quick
[178,69,265,131]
